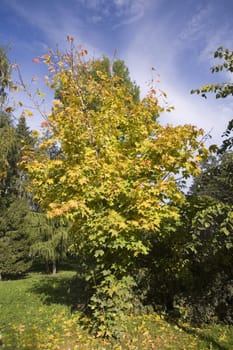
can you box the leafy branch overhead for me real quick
[191,47,233,99]
[191,47,233,151]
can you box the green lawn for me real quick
[0,271,233,349]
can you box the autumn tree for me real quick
[25,40,208,336]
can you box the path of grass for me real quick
[0,271,233,349]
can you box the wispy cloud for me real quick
[3,1,85,45]
[121,2,233,146]
[113,2,146,28]
[177,4,212,43]
[2,0,232,144]
[76,0,148,27]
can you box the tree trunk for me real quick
[52,260,57,275]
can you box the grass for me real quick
[0,271,233,349]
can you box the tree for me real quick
[55,53,140,105]
[0,114,34,206]
[28,213,69,274]
[0,112,16,206]
[0,46,12,105]
[0,199,32,280]
[25,40,208,336]
[168,152,233,324]
[0,48,36,280]
[191,152,233,204]
[0,114,35,280]
[112,59,140,103]
[189,151,233,261]
[191,47,233,152]
[0,46,33,204]
[15,116,34,199]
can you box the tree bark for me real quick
[52,260,57,275]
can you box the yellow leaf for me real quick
[5,106,13,113]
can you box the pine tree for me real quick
[0,199,32,279]
[0,46,11,105]
[0,112,16,210]
[0,47,35,279]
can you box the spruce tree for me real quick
[0,47,34,279]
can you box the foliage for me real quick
[88,274,136,337]
[28,213,69,274]
[0,46,12,104]
[0,48,34,204]
[0,199,32,279]
[135,152,233,325]
[190,152,233,254]
[112,59,140,103]
[191,152,233,204]
[169,152,233,324]
[191,47,233,99]
[0,46,15,194]
[0,109,35,281]
[191,46,233,151]
[0,112,16,202]
[55,54,140,104]
[23,39,208,336]
[0,50,35,279]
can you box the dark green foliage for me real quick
[0,112,16,204]
[0,199,32,279]
[133,220,190,315]
[133,152,233,325]
[171,153,233,324]
[190,153,233,204]
[0,48,36,280]
[16,116,34,148]
[89,274,136,337]
[112,59,140,103]
[28,213,69,274]
[0,114,33,206]
[15,116,34,200]
[0,46,12,104]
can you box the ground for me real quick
[0,270,233,349]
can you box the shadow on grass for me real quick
[177,323,230,350]
[161,312,232,350]
[30,273,91,312]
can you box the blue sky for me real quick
[1,0,233,146]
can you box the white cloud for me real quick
[121,4,232,147]
[114,0,130,6]
[3,0,232,144]
[177,4,211,43]
[76,0,148,27]
[113,0,148,27]
[78,0,106,10]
